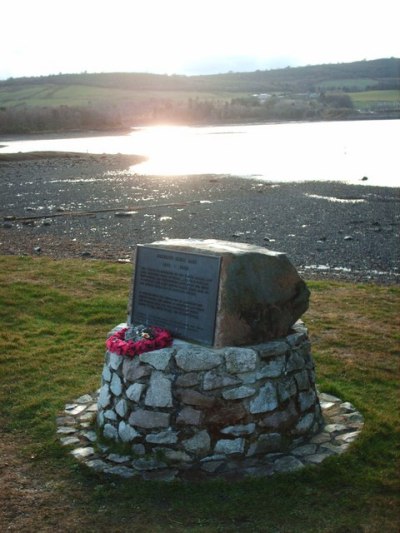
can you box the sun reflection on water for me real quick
[128,125,234,176]
[0,121,398,186]
[127,121,400,187]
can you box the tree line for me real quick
[0,92,359,134]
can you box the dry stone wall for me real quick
[97,320,324,473]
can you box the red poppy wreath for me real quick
[106,324,172,358]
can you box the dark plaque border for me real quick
[131,245,221,345]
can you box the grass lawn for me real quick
[0,255,399,532]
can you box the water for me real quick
[1,120,399,187]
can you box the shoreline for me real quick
[0,151,146,163]
[0,128,132,144]
[0,153,399,284]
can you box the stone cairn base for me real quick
[56,321,364,480]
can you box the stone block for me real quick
[175,348,222,371]
[132,457,167,471]
[182,430,211,455]
[60,436,80,446]
[250,382,278,414]
[145,428,179,444]
[139,348,174,370]
[273,455,304,472]
[256,355,286,378]
[176,406,203,426]
[252,433,283,455]
[221,423,256,436]
[104,409,117,421]
[132,443,146,456]
[206,401,248,427]
[145,371,173,408]
[115,399,128,418]
[175,372,200,388]
[97,410,104,427]
[291,443,318,457]
[57,426,77,435]
[103,423,118,441]
[257,341,289,358]
[129,409,170,429]
[294,370,310,391]
[122,357,151,382]
[203,370,241,390]
[107,453,131,464]
[277,376,297,402]
[86,459,109,473]
[110,373,123,397]
[201,460,224,473]
[214,438,245,455]
[293,413,315,435]
[104,466,136,478]
[98,384,111,409]
[101,364,112,382]
[286,350,306,372]
[239,371,257,384]
[163,449,192,463]
[71,446,95,460]
[126,383,145,403]
[286,332,307,347]
[109,352,123,370]
[143,240,309,346]
[298,390,317,412]
[224,348,258,373]
[176,389,215,408]
[222,385,256,400]
[260,400,298,430]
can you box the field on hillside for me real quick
[1,82,398,110]
[349,89,400,108]
[0,83,237,108]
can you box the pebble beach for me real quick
[0,152,399,283]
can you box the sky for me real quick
[1,0,399,80]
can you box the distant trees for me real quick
[319,92,354,109]
[0,91,359,134]
[0,103,126,134]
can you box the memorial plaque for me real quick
[131,245,221,345]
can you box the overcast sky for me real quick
[1,0,399,79]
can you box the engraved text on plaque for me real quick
[131,245,221,345]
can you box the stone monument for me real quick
[130,239,310,347]
[96,239,324,480]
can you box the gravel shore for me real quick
[0,153,399,283]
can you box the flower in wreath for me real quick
[106,324,172,358]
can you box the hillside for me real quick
[0,58,398,134]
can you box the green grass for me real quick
[349,90,400,102]
[3,81,398,111]
[0,256,399,531]
[350,89,400,109]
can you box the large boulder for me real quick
[134,239,309,347]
